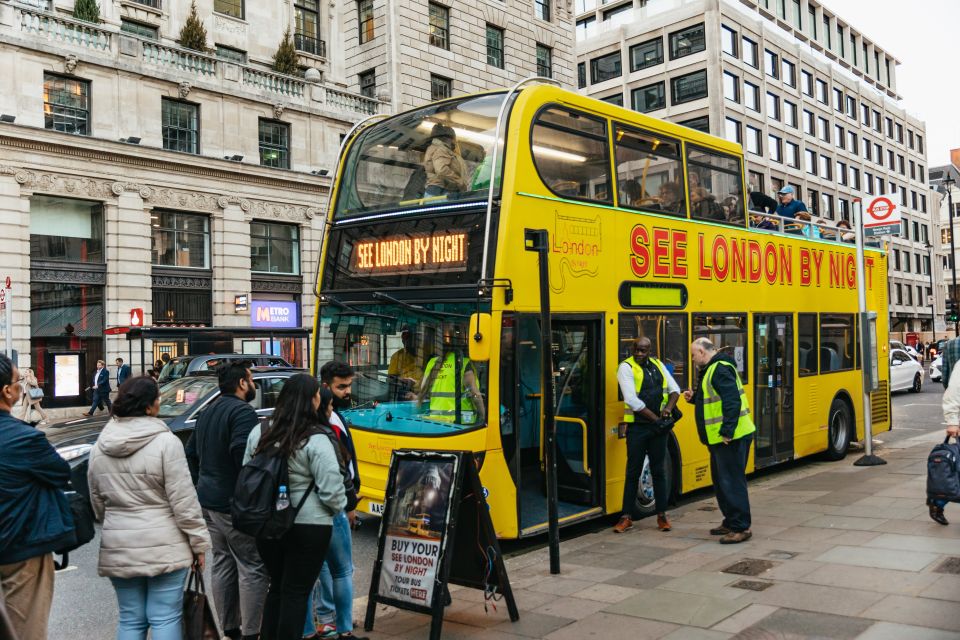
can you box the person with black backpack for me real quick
[930,364,960,525]
[242,373,346,640]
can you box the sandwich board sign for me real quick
[863,194,901,238]
[364,450,518,640]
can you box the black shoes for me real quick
[928,499,949,526]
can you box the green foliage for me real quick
[178,1,208,52]
[273,28,299,76]
[73,0,101,23]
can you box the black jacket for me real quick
[318,424,359,512]
[185,395,261,513]
[692,353,744,445]
[333,409,361,495]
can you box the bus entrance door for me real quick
[515,315,603,534]
[753,314,794,468]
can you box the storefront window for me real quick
[153,289,212,326]
[29,196,104,263]
[251,222,300,274]
[152,211,210,268]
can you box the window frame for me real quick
[798,313,818,377]
[43,73,92,136]
[258,118,291,170]
[668,22,706,60]
[591,50,622,84]
[631,81,666,113]
[428,2,449,50]
[670,69,708,105]
[357,0,375,44]
[213,0,244,19]
[485,24,505,69]
[429,74,452,101]
[630,37,663,71]
[530,104,612,205]
[358,68,376,98]
[161,97,200,155]
[692,313,749,383]
[535,0,550,21]
[250,220,301,275]
[151,210,211,269]
[536,43,553,78]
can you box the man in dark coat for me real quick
[84,359,112,416]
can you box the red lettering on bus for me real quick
[731,239,747,282]
[713,237,729,281]
[748,240,762,283]
[800,248,811,286]
[630,224,650,278]
[672,231,688,277]
[653,228,670,277]
[829,253,842,288]
[763,244,778,285]
[779,246,792,285]
[812,250,824,286]
[865,257,875,289]
[698,234,711,280]
[845,254,856,288]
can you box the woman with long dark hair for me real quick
[244,374,346,640]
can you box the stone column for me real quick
[212,198,252,328]
[0,172,30,366]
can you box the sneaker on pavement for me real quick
[719,530,752,544]
[318,624,338,639]
[709,526,731,536]
[613,515,633,533]
[656,513,671,532]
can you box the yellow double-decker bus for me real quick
[313,82,890,539]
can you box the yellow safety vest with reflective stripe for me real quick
[701,360,755,445]
[621,357,670,423]
[423,353,476,423]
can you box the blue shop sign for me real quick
[251,300,299,328]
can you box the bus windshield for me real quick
[317,301,488,435]
[334,93,508,218]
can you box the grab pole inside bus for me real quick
[852,198,886,466]
[525,228,560,574]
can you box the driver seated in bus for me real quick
[388,326,423,399]
[423,123,469,198]
[417,332,485,425]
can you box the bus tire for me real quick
[634,446,674,517]
[824,397,852,461]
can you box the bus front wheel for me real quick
[824,398,852,461]
[635,447,675,517]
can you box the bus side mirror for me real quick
[469,313,492,362]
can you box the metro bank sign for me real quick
[251,300,299,328]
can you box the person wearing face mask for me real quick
[185,362,268,640]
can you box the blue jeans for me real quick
[303,511,354,635]
[110,568,188,640]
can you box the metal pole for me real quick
[928,243,936,346]
[4,287,11,359]
[948,180,959,337]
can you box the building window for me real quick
[785,141,799,168]
[837,160,847,184]
[671,70,707,104]
[816,79,828,104]
[576,16,595,41]
[678,116,709,133]
[29,196,104,263]
[215,44,247,64]
[600,93,623,107]
[819,154,831,180]
[428,2,449,49]
[833,87,843,112]
[152,211,210,269]
[742,36,758,67]
[161,98,199,154]
[846,96,856,119]
[590,51,621,83]
[725,117,741,144]
[430,74,451,100]
[631,81,665,113]
[359,69,376,98]
[781,59,796,87]
[669,23,705,59]
[214,0,243,19]
[744,81,759,111]
[121,19,158,40]
[784,100,798,128]
[764,49,778,79]
[295,0,322,53]
[766,91,780,120]
[847,130,857,153]
[746,125,762,156]
[536,44,553,78]
[577,62,586,89]
[803,109,814,135]
[723,72,739,103]
[630,38,663,71]
[722,25,737,57]
[486,24,504,68]
[768,135,782,162]
[805,148,816,175]
[818,116,829,142]
[357,0,374,44]
[258,119,290,169]
[602,4,631,26]
[535,0,550,21]
[251,222,300,274]
[801,69,813,96]
[835,124,844,148]
[43,73,90,136]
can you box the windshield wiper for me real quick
[372,291,469,319]
[322,294,395,320]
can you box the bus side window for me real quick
[819,313,855,373]
[531,106,612,205]
[686,146,746,226]
[692,314,748,383]
[614,125,686,218]
[618,313,689,390]
[798,313,818,376]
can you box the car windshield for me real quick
[334,93,508,218]
[158,359,190,384]
[316,301,488,435]
[157,377,219,418]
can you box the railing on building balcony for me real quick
[129,0,162,8]
[18,5,111,51]
[323,86,379,116]
[294,33,326,58]
[142,41,217,77]
[242,68,306,98]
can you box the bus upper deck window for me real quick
[531,106,612,204]
[614,126,686,217]
[685,146,746,226]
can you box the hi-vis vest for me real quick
[622,357,669,423]
[701,360,756,445]
[423,352,476,423]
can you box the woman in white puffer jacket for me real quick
[88,376,210,640]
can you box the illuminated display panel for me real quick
[350,230,468,275]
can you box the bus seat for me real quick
[402,166,426,201]
[805,348,818,372]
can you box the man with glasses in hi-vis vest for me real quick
[614,337,680,534]
[684,337,756,544]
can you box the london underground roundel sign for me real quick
[863,194,901,237]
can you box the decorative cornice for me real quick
[245,201,320,222]
[31,262,107,285]
[150,188,220,212]
[9,167,115,199]
[217,195,252,211]
[152,271,212,289]
[251,277,303,294]
[112,182,153,198]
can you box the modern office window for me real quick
[874,142,882,164]
[161,98,198,154]
[792,0,801,29]
[784,100,798,128]
[671,70,707,104]
[258,119,290,169]
[837,160,847,185]
[896,123,904,143]
[669,23,705,59]
[908,129,915,149]
[746,125,762,156]
[803,109,814,135]
[821,193,833,219]
[576,16,595,40]
[535,0,550,21]
[873,109,881,132]
[807,189,819,215]
[919,164,925,181]
[430,74,451,100]
[577,62,586,89]
[819,154,831,180]
[863,137,871,161]
[723,72,739,103]
[764,49,778,78]
[833,87,843,112]
[809,5,817,38]
[786,141,799,168]
[742,36,758,67]
[769,134,782,162]
[781,59,796,87]
[591,51,621,83]
[121,19,158,40]
[847,130,857,153]
[817,116,829,142]
[839,198,849,219]
[29,196,104,264]
[766,92,780,120]
[824,15,832,47]
[918,134,925,153]
[885,116,893,138]
[816,79,828,104]
[358,69,376,98]
[887,149,895,170]
[536,44,553,78]
[632,82,665,113]
[251,222,300,274]
[835,124,844,148]
[428,3,449,49]
[600,93,623,107]
[805,148,816,175]
[801,69,813,96]
[722,25,738,57]
[357,0,374,44]
[744,81,759,111]
[850,166,860,190]
[851,34,858,65]
[43,74,90,136]
[846,95,856,119]
[725,117,741,144]
[152,211,209,268]
[865,171,873,194]
[602,4,632,26]
[630,38,663,70]
[678,116,709,133]
[214,0,243,19]
[486,25,504,68]
[861,103,870,125]
[215,44,247,64]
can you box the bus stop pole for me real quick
[525,229,560,574]
[853,199,886,466]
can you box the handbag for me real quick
[183,564,221,640]
[54,490,96,569]
[28,387,44,401]
[651,406,683,436]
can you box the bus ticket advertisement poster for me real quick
[378,455,456,608]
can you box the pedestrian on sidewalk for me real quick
[85,359,112,416]
[88,376,211,640]
[684,338,756,544]
[613,337,680,534]
[18,367,48,423]
[931,365,960,525]
[0,353,76,640]
[941,336,960,389]
[185,362,269,640]
[244,373,347,640]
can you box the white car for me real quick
[930,354,942,382]
[890,340,920,361]
[890,348,923,393]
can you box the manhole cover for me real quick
[766,550,797,560]
[698,505,719,511]
[731,579,774,591]
[934,557,960,575]
[722,559,777,576]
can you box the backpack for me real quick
[231,448,315,540]
[926,437,960,503]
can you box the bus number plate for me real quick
[366,501,384,516]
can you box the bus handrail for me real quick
[747,209,882,247]
[481,75,561,282]
[539,415,591,477]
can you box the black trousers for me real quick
[256,523,332,640]
[709,434,753,532]
[622,423,669,517]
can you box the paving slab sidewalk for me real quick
[359,432,960,639]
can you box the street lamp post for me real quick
[944,174,958,336]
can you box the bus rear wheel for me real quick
[634,447,675,517]
[824,398,852,461]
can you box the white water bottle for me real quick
[276,485,290,511]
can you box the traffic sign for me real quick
[863,194,901,237]
[129,308,144,327]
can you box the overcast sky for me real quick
[829,0,959,168]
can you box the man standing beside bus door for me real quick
[684,337,756,544]
[614,337,680,534]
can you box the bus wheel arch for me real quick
[824,392,854,461]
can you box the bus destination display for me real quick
[351,231,468,275]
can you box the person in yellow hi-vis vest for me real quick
[684,337,756,544]
[417,342,485,425]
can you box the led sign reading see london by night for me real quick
[350,231,469,275]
